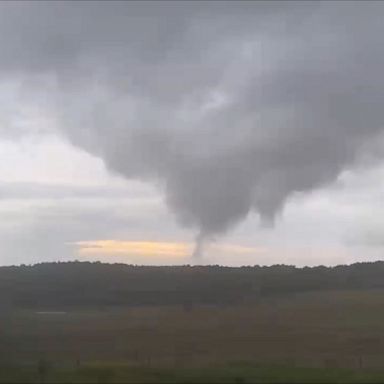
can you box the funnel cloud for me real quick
[1,2,384,256]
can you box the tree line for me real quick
[0,261,383,309]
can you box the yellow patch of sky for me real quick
[74,239,261,260]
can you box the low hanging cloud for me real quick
[2,2,384,255]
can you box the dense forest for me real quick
[1,261,384,310]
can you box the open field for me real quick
[2,288,384,382]
[2,362,384,383]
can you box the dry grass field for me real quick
[2,288,384,382]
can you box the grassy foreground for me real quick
[2,288,384,382]
[2,362,384,384]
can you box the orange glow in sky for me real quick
[74,240,261,260]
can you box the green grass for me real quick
[2,289,384,382]
[2,362,384,383]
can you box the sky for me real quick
[1,1,384,267]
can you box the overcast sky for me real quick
[1,1,384,266]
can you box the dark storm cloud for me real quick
[1,1,384,253]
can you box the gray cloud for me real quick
[1,2,384,255]
[0,181,155,200]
